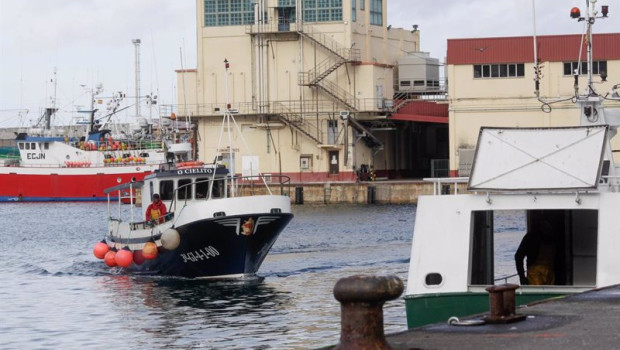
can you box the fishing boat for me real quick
[92,59,294,278]
[96,162,293,278]
[404,1,620,328]
[0,103,193,202]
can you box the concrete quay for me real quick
[385,285,620,350]
[292,180,467,205]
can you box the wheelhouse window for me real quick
[18,142,24,150]
[474,63,524,78]
[563,61,607,76]
[211,179,225,198]
[177,179,193,200]
[196,178,209,199]
[159,180,174,200]
[470,209,597,286]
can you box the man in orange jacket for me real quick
[146,193,167,224]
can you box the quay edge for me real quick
[290,180,460,205]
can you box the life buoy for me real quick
[177,161,204,169]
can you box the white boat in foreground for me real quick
[404,0,620,328]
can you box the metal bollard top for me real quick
[333,275,404,303]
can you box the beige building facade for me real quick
[446,34,620,176]
[177,0,420,182]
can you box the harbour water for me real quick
[0,203,414,349]
[1,203,527,349]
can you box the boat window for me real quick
[177,179,193,200]
[31,143,36,150]
[211,179,224,198]
[159,180,174,200]
[425,273,443,286]
[25,143,30,150]
[44,142,49,150]
[18,143,24,150]
[195,178,209,199]
[469,209,598,287]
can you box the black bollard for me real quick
[484,284,526,324]
[333,275,404,350]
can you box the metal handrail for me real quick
[423,177,469,195]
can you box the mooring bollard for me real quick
[484,283,526,324]
[333,275,404,350]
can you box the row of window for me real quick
[205,0,381,26]
[473,61,609,79]
[158,178,226,201]
[474,63,525,78]
[400,80,440,87]
[563,61,607,76]
[18,142,49,150]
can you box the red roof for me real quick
[391,101,448,123]
[447,33,620,65]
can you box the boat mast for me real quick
[224,58,236,197]
[132,39,142,119]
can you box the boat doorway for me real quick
[470,209,598,287]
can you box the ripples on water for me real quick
[0,203,416,349]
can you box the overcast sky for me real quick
[1,0,617,127]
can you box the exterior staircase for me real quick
[272,102,322,144]
[297,25,360,111]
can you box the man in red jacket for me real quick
[146,193,167,224]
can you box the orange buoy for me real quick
[104,250,118,267]
[93,240,110,259]
[115,247,134,268]
[133,250,146,265]
[142,241,158,260]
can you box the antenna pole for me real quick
[532,0,540,97]
[586,0,595,93]
[132,39,142,118]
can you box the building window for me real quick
[304,0,342,22]
[204,0,255,27]
[327,119,338,144]
[370,0,382,25]
[360,0,365,10]
[563,61,607,76]
[473,63,525,78]
[351,0,356,22]
[400,80,411,87]
[300,155,312,170]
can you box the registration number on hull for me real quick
[181,246,220,263]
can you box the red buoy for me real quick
[93,240,110,259]
[133,250,146,265]
[115,247,134,268]
[142,241,158,260]
[104,250,117,267]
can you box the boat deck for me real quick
[385,284,620,349]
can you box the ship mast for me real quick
[132,39,142,119]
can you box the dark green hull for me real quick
[404,291,567,328]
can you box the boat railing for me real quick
[169,173,293,212]
[423,177,469,195]
[494,273,519,284]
